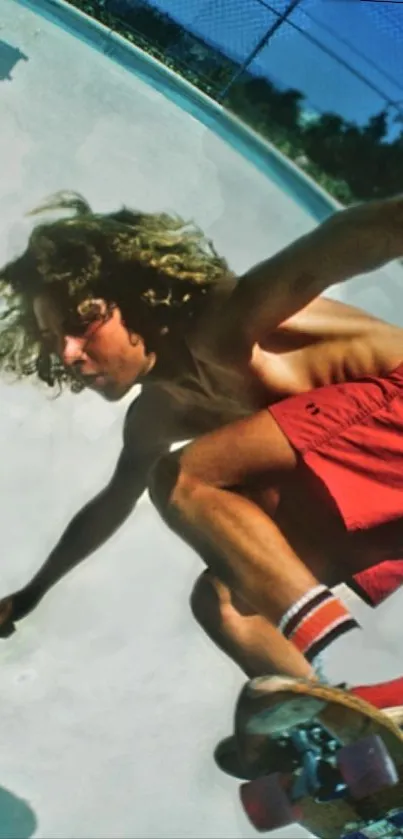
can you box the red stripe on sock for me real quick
[291,598,353,656]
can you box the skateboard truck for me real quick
[288,726,347,803]
[240,726,401,835]
[234,676,403,836]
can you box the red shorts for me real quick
[354,559,403,605]
[269,362,403,560]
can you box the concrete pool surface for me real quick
[1,1,403,836]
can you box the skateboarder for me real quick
[0,191,402,708]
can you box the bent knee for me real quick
[148,450,181,516]
[190,571,255,629]
[148,449,199,520]
[190,571,228,630]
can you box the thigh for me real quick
[178,409,298,489]
[246,465,360,587]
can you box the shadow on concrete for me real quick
[0,40,28,81]
[0,785,37,838]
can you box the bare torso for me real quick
[136,294,403,446]
[247,296,403,396]
[128,294,403,583]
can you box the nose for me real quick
[62,335,86,367]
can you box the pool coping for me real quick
[17,0,342,221]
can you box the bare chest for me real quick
[166,299,403,440]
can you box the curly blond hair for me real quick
[0,192,233,391]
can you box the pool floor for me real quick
[1,1,403,837]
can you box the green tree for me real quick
[268,88,304,132]
[302,109,393,201]
[110,0,181,50]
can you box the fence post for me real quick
[217,0,302,103]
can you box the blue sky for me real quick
[144,0,403,137]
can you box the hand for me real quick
[0,589,37,637]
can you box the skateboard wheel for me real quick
[337,735,398,800]
[240,773,295,831]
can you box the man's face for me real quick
[33,293,156,401]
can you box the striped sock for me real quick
[279,585,360,674]
[279,585,400,687]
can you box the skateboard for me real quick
[225,676,403,838]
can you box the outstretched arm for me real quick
[218,194,403,362]
[25,446,158,600]
[0,445,162,631]
[0,388,181,632]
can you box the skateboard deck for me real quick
[230,676,403,838]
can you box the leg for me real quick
[149,410,347,681]
[150,409,402,687]
[191,570,314,679]
[189,478,351,680]
[150,410,341,625]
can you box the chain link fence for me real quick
[103,0,309,98]
[102,0,403,114]
[70,0,403,203]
